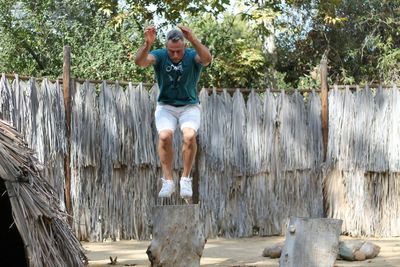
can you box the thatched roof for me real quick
[0,119,87,267]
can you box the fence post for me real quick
[320,57,329,161]
[192,138,200,204]
[63,45,73,225]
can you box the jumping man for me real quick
[134,25,212,198]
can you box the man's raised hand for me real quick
[144,26,156,45]
[178,25,195,43]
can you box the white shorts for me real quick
[155,103,201,133]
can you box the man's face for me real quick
[166,40,185,64]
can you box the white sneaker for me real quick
[180,177,193,198]
[158,178,175,198]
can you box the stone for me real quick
[338,240,365,261]
[269,247,282,258]
[354,250,366,261]
[359,242,380,259]
[262,242,284,258]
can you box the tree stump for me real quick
[279,217,343,267]
[146,204,205,267]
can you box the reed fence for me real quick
[1,71,400,239]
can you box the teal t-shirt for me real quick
[150,48,203,106]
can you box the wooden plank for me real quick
[280,217,342,267]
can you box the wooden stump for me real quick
[279,217,343,267]
[146,204,205,267]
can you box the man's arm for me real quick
[134,26,157,67]
[179,25,212,66]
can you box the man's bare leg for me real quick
[181,127,197,177]
[158,130,174,180]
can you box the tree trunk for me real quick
[146,204,205,267]
[280,217,342,267]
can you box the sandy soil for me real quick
[83,236,400,267]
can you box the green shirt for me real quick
[150,48,203,106]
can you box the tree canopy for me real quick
[0,0,399,88]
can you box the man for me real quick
[134,25,212,198]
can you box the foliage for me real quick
[276,0,400,85]
[0,0,399,87]
[0,0,232,82]
[70,14,156,82]
[188,13,270,88]
[96,0,230,28]
[0,0,102,77]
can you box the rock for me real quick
[354,250,366,261]
[338,240,381,262]
[359,242,380,259]
[262,247,270,257]
[338,240,365,261]
[262,242,284,258]
[340,240,365,251]
[338,243,355,261]
[269,247,282,258]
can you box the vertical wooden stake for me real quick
[192,137,200,204]
[320,57,329,161]
[63,45,73,225]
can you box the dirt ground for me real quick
[83,236,400,267]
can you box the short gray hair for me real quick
[166,29,184,42]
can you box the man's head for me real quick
[166,29,185,63]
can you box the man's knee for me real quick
[158,130,173,145]
[182,128,197,146]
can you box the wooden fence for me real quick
[1,72,400,240]
[325,84,400,236]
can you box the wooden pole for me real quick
[320,57,329,161]
[63,46,73,225]
[192,138,200,204]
